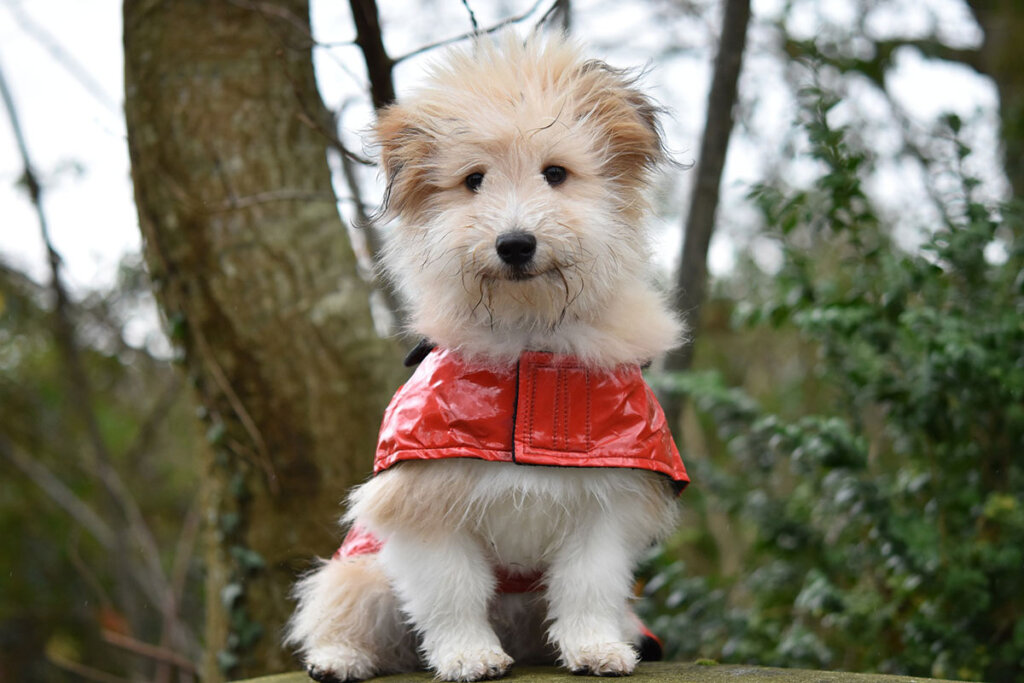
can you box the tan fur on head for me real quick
[373,34,682,367]
[376,36,665,223]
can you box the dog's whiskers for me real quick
[553,265,572,327]
[470,285,486,317]
[484,287,496,331]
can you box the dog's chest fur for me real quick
[446,461,677,574]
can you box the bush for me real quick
[642,84,1024,682]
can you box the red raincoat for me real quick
[374,348,689,487]
[334,348,681,658]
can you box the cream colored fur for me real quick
[287,34,684,682]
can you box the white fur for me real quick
[287,35,684,681]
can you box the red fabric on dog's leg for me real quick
[332,525,383,560]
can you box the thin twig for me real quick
[546,0,571,32]
[47,653,129,683]
[393,0,550,65]
[161,495,203,663]
[170,498,201,609]
[0,436,115,548]
[2,435,173,609]
[119,375,183,464]
[190,320,280,495]
[535,0,565,29]
[294,97,375,166]
[336,104,404,329]
[209,189,340,212]
[102,630,198,674]
[226,0,367,92]
[67,528,115,610]
[460,0,480,32]
[2,0,118,112]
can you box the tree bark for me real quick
[123,1,403,679]
[663,0,751,424]
[965,0,1024,198]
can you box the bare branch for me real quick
[1,434,176,609]
[191,318,280,494]
[460,0,480,33]
[47,653,129,683]
[292,88,376,166]
[349,0,395,109]
[209,189,339,212]
[3,1,119,113]
[547,0,572,32]
[119,375,183,465]
[67,528,116,609]
[102,630,197,675]
[170,498,202,607]
[337,120,405,330]
[785,36,986,87]
[535,0,567,30]
[392,0,550,65]
[1,437,115,548]
[154,494,203,669]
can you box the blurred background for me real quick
[1,0,1021,681]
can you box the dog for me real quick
[286,34,688,682]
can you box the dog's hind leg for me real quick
[286,554,416,682]
[380,529,514,682]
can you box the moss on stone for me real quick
[241,662,961,683]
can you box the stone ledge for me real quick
[242,662,960,683]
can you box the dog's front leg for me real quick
[545,514,641,676]
[380,530,513,681]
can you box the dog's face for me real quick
[375,37,665,353]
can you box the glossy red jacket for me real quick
[374,348,689,489]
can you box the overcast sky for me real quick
[0,0,1001,348]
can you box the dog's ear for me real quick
[374,104,435,219]
[577,60,666,185]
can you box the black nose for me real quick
[495,231,537,266]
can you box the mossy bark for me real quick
[967,0,1024,198]
[123,1,403,679]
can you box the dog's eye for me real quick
[542,166,567,187]
[465,172,484,192]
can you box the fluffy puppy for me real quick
[287,35,686,682]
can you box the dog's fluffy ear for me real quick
[576,60,666,186]
[374,104,435,219]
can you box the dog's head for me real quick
[374,35,671,360]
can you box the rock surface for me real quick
[242,662,960,683]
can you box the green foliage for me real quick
[642,82,1024,682]
[0,259,202,680]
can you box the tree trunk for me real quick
[123,1,403,679]
[965,0,1024,198]
[662,0,751,425]
[349,0,396,110]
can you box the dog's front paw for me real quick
[305,645,376,683]
[431,646,513,681]
[563,642,638,677]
